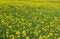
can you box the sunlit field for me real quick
[0,0,60,39]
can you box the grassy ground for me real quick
[0,1,60,39]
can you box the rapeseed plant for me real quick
[0,1,60,39]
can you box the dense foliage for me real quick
[0,3,60,39]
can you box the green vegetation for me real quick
[0,1,60,39]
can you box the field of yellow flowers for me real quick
[0,1,60,39]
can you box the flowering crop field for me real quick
[0,1,60,39]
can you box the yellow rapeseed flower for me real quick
[12,37,15,39]
[22,30,26,36]
[16,31,20,35]
[39,36,43,39]
[34,31,38,36]
[28,22,32,26]
[8,26,12,29]
[58,37,60,39]
[48,32,53,37]
[41,21,44,24]
[26,36,30,39]
[1,19,5,23]
[36,24,40,29]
